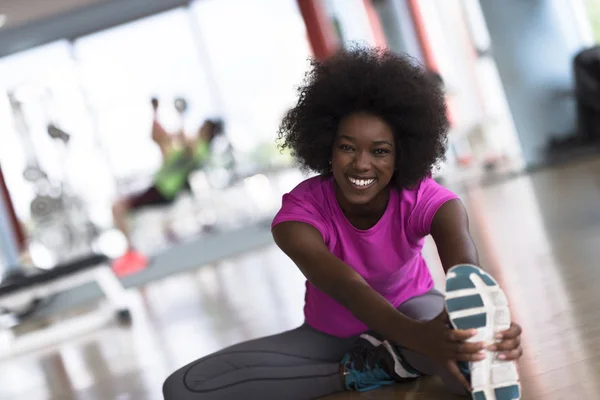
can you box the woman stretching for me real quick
[162,47,522,400]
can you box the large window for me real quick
[190,0,311,154]
[323,0,378,47]
[73,9,219,184]
[0,1,314,262]
[585,0,600,41]
[0,41,110,221]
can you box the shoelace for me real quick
[344,345,394,391]
[347,362,394,391]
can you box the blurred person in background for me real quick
[111,98,222,276]
[163,47,523,400]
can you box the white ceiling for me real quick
[0,0,109,29]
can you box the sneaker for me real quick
[112,249,148,277]
[445,264,521,400]
[341,333,420,392]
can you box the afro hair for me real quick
[277,46,449,189]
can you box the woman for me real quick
[163,47,522,399]
[111,108,222,277]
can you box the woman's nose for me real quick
[352,151,371,171]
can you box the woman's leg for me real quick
[112,197,132,246]
[162,323,356,400]
[112,186,171,247]
[111,186,174,276]
[395,289,468,395]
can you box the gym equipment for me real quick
[0,87,105,331]
[574,46,600,144]
[174,97,188,116]
[0,253,132,359]
[7,90,99,267]
[174,97,189,138]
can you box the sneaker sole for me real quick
[445,264,521,400]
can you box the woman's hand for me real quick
[408,315,523,392]
[410,311,486,362]
[488,322,523,361]
[406,311,487,391]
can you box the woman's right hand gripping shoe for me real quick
[408,311,487,393]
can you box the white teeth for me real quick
[348,177,375,187]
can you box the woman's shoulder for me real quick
[273,174,334,236]
[399,175,447,193]
[276,174,336,223]
[287,174,332,201]
[395,175,455,206]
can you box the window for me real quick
[73,9,219,183]
[0,41,108,220]
[190,0,311,156]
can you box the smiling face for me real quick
[331,112,396,212]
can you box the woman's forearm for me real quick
[273,222,424,348]
[430,199,479,272]
[329,277,421,346]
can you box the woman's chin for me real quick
[341,190,379,206]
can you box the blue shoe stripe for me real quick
[480,274,496,286]
[448,265,497,288]
[446,277,475,291]
[446,294,484,312]
[495,385,520,399]
[452,313,487,329]
[473,391,487,400]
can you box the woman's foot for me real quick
[445,264,521,400]
[340,333,419,392]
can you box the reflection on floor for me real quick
[2,157,600,399]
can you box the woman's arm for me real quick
[272,221,421,345]
[430,199,479,271]
[430,199,523,361]
[272,217,484,378]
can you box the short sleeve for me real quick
[407,177,459,238]
[271,192,330,243]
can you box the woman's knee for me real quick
[112,198,129,214]
[162,355,231,399]
[399,290,445,322]
[163,367,190,400]
[162,372,177,399]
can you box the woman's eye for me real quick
[373,149,390,155]
[339,144,353,151]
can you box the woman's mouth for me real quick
[347,176,376,190]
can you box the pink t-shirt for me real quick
[271,174,458,338]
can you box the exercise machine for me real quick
[0,87,131,359]
[0,253,131,359]
[7,89,99,267]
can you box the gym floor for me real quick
[2,157,600,399]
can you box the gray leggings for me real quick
[162,289,465,399]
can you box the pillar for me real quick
[0,165,23,271]
[369,0,424,62]
[362,0,387,48]
[296,0,339,61]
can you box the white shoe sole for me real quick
[445,264,521,400]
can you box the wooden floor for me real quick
[2,157,600,399]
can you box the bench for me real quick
[0,253,131,359]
